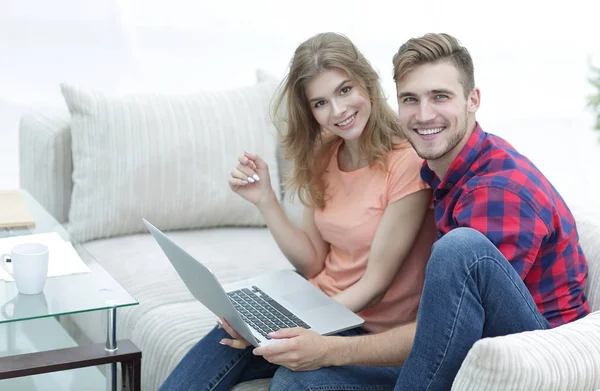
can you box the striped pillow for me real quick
[61,82,280,242]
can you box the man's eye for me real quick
[314,100,325,108]
[402,97,416,103]
[340,86,352,95]
[435,94,449,100]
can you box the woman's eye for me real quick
[340,86,352,95]
[314,100,325,108]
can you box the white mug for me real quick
[1,242,49,295]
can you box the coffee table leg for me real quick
[121,356,141,391]
[105,306,118,391]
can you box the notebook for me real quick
[0,190,36,229]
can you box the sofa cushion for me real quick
[69,227,290,390]
[132,301,271,391]
[452,311,600,391]
[61,81,281,242]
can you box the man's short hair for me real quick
[393,33,475,98]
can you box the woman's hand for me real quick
[228,151,276,208]
[218,318,252,349]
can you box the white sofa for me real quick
[18,79,600,390]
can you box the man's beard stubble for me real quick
[403,111,469,162]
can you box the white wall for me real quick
[1,0,599,210]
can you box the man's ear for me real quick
[468,88,481,114]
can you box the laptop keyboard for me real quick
[227,286,310,340]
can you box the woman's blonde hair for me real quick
[272,32,403,208]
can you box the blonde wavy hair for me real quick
[272,32,404,209]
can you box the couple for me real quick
[161,32,590,390]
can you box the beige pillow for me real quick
[61,80,280,242]
[452,311,600,391]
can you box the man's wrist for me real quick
[324,335,348,367]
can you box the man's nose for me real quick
[416,101,435,122]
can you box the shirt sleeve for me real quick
[453,186,550,278]
[386,147,429,205]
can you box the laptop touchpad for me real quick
[282,291,332,311]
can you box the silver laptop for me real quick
[143,219,363,347]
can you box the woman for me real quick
[160,32,436,391]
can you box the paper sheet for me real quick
[0,232,91,281]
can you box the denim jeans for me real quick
[159,324,370,390]
[270,228,551,391]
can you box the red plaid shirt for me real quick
[421,123,589,327]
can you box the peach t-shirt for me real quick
[310,139,436,333]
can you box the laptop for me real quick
[143,219,363,347]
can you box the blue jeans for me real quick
[159,325,370,390]
[270,228,551,391]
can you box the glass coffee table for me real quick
[0,190,140,390]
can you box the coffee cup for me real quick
[1,242,49,295]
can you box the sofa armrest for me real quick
[573,209,600,313]
[452,311,600,391]
[19,106,72,224]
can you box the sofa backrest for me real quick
[19,106,72,224]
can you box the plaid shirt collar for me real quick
[421,122,486,200]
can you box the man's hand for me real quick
[252,328,332,371]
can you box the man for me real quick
[256,33,590,390]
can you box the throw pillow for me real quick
[61,81,280,242]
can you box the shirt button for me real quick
[437,230,444,238]
[446,183,453,189]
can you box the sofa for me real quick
[18,73,600,391]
